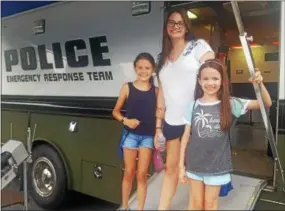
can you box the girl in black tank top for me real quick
[112,53,157,210]
[125,82,156,136]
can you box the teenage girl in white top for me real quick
[154,9,215,210]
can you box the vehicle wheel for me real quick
[29,144,68,209]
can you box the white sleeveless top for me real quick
[159,39,213,125]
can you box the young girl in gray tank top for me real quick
[178,59,272,210]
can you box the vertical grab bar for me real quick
[231,1,285,189]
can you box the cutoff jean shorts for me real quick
[122,132,154,149]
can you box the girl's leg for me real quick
[158,138,180,210]
[136,147,152,210]
[204,184,221,210]
[188,178,205,210]
[122,148,138,209]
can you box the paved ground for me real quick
[1,181,119,211]
[2,194,118,211]
[2,181,285,210]
[2,191,119,210]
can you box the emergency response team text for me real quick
[6,71,113,83]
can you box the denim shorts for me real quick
[122,132,154,149]
[186,171,231,186]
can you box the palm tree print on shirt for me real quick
[194,109,224,138]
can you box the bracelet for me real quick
[156,127,162,130]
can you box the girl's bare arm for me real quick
[199,51,215,64]
[112,83,129,121]
[155,87,159,97]
[179,125,191,169]
[247,71,272,110]
[156,80,165,128]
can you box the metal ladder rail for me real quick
[230,1,285,190]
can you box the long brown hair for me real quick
[156,8,195,76]
[195,59,232,132]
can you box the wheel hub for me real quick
[32,157,57,197]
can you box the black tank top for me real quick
[125,82,156,136]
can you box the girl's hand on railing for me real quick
[249,68,263,84]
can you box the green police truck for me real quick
[1,1,285,210]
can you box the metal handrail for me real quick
[231,1,285,188]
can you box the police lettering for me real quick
[4,36,111,72]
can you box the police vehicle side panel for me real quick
[2,1,163,97]
[1,1,164,208]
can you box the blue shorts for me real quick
[186,171,231,186]
[122,132,154,149]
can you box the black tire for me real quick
[29,144,68,210]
